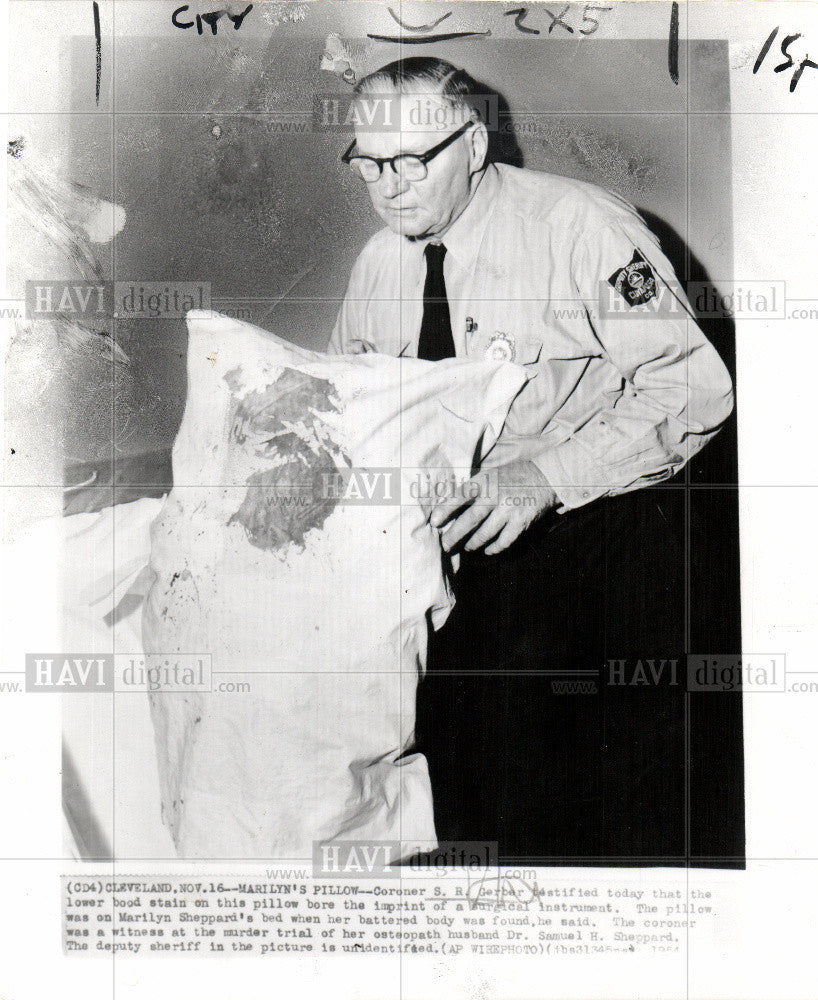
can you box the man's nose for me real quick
[376,161,409,198]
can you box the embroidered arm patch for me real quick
[608,249,657,307]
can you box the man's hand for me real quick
[429,458,559,556]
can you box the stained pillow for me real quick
[142,310,529,859]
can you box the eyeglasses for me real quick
[341,120,473,183]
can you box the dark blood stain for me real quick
[229,367,341,445]
[223,367,243,394]
[227,368,348,553]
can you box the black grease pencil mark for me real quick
[789,54,818,92]
[753,27,779,74]
[387,7,452,33]
[752,25,818,91]
[774,33,801,74]
[505,7,540,35]
[93,1,101,104]
[366,31,491,45]
[668,1,679,85]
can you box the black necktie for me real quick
[417,242,456,361]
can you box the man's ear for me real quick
[467,120,489,174]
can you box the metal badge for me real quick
[484,331,516,362]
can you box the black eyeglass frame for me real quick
[341,119,474,182]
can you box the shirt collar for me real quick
[407,162,502,278]
[441,162,501,271]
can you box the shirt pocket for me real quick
[516,337,543,364]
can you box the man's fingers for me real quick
[464,509,509,552]
[439,502,491,552]
[484,520,524,555]
[429,491,474,529]
[428,475,487,528]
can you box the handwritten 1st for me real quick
[753,26,817,93]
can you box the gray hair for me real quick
[354,57,485,122]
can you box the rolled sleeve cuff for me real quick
[530,438,614,513]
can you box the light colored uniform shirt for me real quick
[327,162,734,511]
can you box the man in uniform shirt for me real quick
[327,57,736,864]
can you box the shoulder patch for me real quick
[608,250,657,307]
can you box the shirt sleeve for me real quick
[326,272,355,355]
[530,217,734,511]
[326,250,378,356]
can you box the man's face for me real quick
[352,92,480,239]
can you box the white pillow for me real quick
[143,310,529,859]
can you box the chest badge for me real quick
[485,331,516,362]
